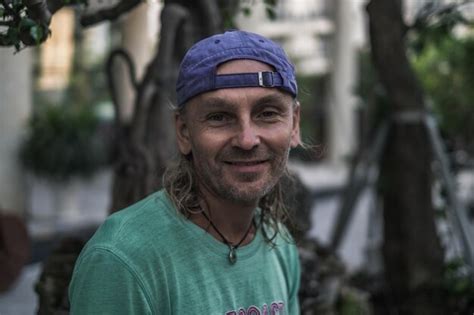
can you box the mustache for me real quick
[218,147,273,161]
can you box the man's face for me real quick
[175,60,300,206]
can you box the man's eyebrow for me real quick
[199,97,239,110]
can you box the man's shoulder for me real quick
[110,189,174,225]
[82,190,179,255]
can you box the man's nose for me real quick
[232,120,260,150]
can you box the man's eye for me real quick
[207,113,228,122]
[259,110,279,119]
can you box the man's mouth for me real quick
[222,159,269,175]
[224,160,267,166]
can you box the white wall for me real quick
[0,48,32,215]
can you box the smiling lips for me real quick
[224,160,268,173]
[226,160,266,165]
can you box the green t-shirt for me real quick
[69,190,301,314]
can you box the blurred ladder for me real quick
[329,110,474,281]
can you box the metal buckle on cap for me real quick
[258,71,274,87]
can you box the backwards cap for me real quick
[176,30,297,107]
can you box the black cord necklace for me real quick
[201,211,254,265]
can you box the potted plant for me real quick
[20,104,110,228]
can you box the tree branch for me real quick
[198,0,222,35]
[80,0,142,27]
[26,0,52,25]
[106,48,138,127]
[130,3,190,144]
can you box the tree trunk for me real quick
[366,0,445,313]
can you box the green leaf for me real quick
[265,7,276,20]
[12,0,24,11]
[0,7,5,18]
[20,17,36,29]
[20,105,108,181]
[7,26,19,42]
[223,16,234,30]
[30,25,44,44]
[264,0,277,6]
[242,7,251,17]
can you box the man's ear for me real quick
[175,112,192,155]
[290,101,301,148]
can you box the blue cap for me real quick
[176,30,297,107]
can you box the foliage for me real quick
[356,2,474,154]
[223,0,277,29]
[409,1,472,55]
[262,0,277,20]
[336,287,373,315]
[239,0,277,18]
[411,33,474,153]
[18,9,113,181]
[347,258,474,314]
[406,1,474,153]
[0,0,87,51]
[0,0,49,50]
[442,258,474,313]
[19,104,109,181]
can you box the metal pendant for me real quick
[228,246,237,264]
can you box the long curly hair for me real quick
[162,154,294,245]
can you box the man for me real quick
[69,30,301,314]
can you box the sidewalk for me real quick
[0,264,41,315]
[0,171,111,314]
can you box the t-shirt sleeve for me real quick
[287,245,301,315]
[69,247,153,315]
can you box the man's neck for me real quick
[189,185,257,245]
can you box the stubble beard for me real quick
[193,147,290,206]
